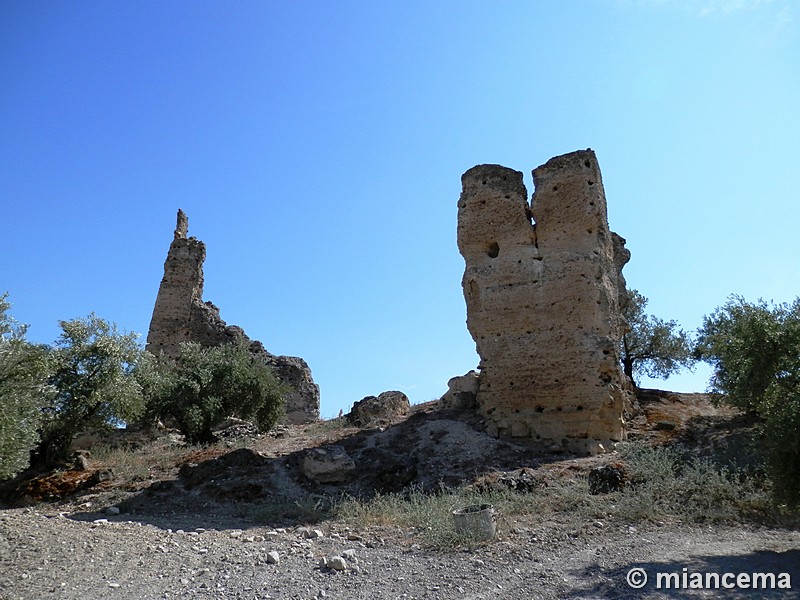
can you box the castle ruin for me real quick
[457,149,631,453]
[146,210,320,424]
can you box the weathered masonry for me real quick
[457,149,631,453]
[146,210,320,424]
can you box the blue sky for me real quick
[2,1,798,417]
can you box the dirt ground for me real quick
[1,391,798,599]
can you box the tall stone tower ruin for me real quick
[457,149,631,453]
[147,210,320,424]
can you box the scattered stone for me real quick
[106,506,121,516]
[108,582,120,588]
[587,465,626,494]
[347,390,410,427]
[302,446,355,484]
[214,417,260,440]
[481,468,544,493]
[87,469,114,486]
[303,529,324,540]
[73,451,90,471]
[266,551,280,565]
[653,420,677,431]
[327,556,347,571]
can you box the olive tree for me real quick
[696,296,800,506]
[33,314,145,466]
[0,294,50,479]
[143,337,284,444]
[620,289,694,385]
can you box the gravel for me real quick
[2,505,798,599]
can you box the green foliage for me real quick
[144,338,284,444]
[617,444,768,523]
[621,289,694,385]
[34,314,145,466]
[697,296,800,506]
[0,294,51,479]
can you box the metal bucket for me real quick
[451,503,497,540]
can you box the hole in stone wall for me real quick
[584,160,590,167]
[556,406,563,412]
[504,195,510,199]
[535,406,544,413]
[482,180,487,185]
[552,186,558,191]
[577,405,584,411]
[588,180,595,186]
[487,242,499,258]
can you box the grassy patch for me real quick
[325,444,780,548]
[613,443,773,523]
[336,484,565,548]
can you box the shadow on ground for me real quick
[569,549,800,599]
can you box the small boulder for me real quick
[327,556,347,571]
[653,420,677,431]
[588,464,626,494]
[303,528,324,540]
[440,371,479,409]
[302,446,355,484]
[266,551,280,565]
[347,391,410,427]
[73,450,91,471]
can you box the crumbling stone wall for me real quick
[457,149,631,453]
[146,210,320,424]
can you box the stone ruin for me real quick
[456,149,631,453]
[146,210,320,424]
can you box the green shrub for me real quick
[144,338,284,444]
[617,443,769,522]
[697,296,800,506]
[0,294,50,479]
[34,314,145,466]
